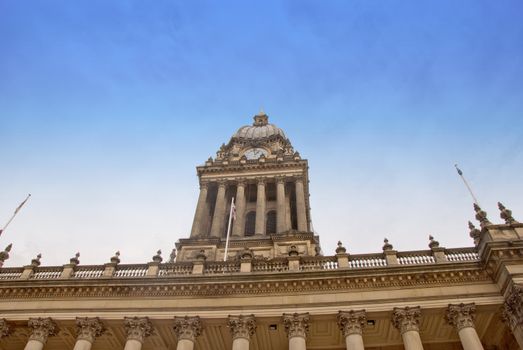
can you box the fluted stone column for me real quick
[295,178,308,232]
[232,180,246,237]
[123,317,153,350]
[24,318,57,350]
[254,178,266,235]
[210,181,227,237]
[392,306,424,350]
[228,315,256,350]
[173,316,202,350]
[190,182,209,237]
[337,310,366,350]
[503,285,523,348]
[446,303,484,350]
[283,313,309,350]
[73,317,105,350]
[276,177,286,233]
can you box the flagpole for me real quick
[223,197,235,262]
[0,194,31,237]
[454,164,480,206]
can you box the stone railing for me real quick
[0,247,479,281]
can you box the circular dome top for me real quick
[232,112,287,140]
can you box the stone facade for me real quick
[0,112,521,349]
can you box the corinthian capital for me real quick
[0,319,11,339]
[173,316,202,342]
[227,314,256,340]
[76,317,105,343]
[503,285,523,331]
[282,313,309,339]
[337,310,366,337]
[28,317,58,344]
[391,306,421,334]
[446,303,476,331]
[123,317,153,343]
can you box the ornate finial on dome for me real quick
[468,221,481,246]
[498,202,518,224]
[473,203,491,228]
[253,110,269,126]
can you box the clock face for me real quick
[244,148,268,160]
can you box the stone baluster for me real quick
[255,178,266,235]
[276,177,287,233]
[24,318,57,350]
[210,181,227,237]
[337,310,366,350]
[295,177,308,232]
[502,285,523,348]
[73,317,105,350]
[190,181,209,237]
[283,313,309,350]
[446,303,484,350]
[173,316,202,350]
[0,318,11,339]
[391,306,424,350]
[232,180,246,237]
[228,315,256,350]
[123,317,154,350]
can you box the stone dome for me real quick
[232,112,287,140]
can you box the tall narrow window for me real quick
[266,210,277,234]
[245,211,256,236]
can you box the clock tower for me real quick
[176,111,319,261]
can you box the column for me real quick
[73,317,105,350]
[254,178,266,235]
[232,180,246,237]
[503,285,523,348]
[173,316,202,350]
[228,315,256,350]
[337,310,366,350]
[446,303,484,350]
[282,313,309,350]
[123,317,153,350]
[24,318,57,350]
[295,178,308,232]
[190,182,209,237]
[276,177,287,233]
[210,180,227,237]
[391,306,424,350]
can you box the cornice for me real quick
[0,263,490,300]
[197,159,308,176]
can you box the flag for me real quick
[14,194,31,215]
[231,200,236,221]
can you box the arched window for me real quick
[244,211,256,236]
[266,210,277,234]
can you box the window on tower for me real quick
[244,211,256,236]
[266,210,277,234]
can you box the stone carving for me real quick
[282,312,309,339]
[227,314,256,340]
[237,247,254,261]
[391,306,421,334]
[152,250,162,263]
[173,316,202,342]
[499,202,518,224]
[27,317,58,344]
[335,241,347,254]
[473,203,492,228]
[110,251,120,264]
[502,285,523,331]
[0,318,11,338]
[382,238,393,251]
[168,248,177,263]
[123,317,153,343]
[76,317,105,343]
[31,253,42,267]
[69,252,80,265]
[337,310,366,336]
[428,235,439,249]
[468,221,481,246]
[446,303,476,331]
[0,244,12,267]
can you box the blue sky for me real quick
[1,1,522,266]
